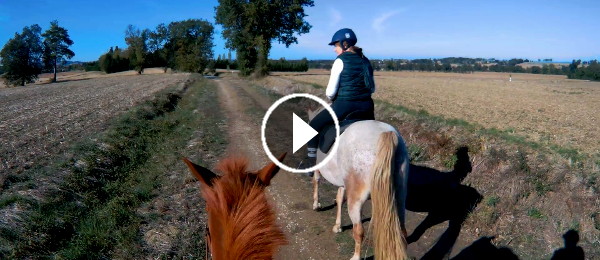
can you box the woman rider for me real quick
[305,28,376,168]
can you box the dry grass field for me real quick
[517,62,570,69]
[276,70,600,156]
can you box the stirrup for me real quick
[298,156,316,177]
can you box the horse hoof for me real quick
[313,203,321,211]
[349,255,360,260]
[332,225,342,233]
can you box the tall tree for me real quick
[125,25,148,74]
[147,23,169,71]
[0,24,44,86]
[147,23,168,53]
[216,0,314,76]
[99,47,114,73]
[166,19,214,73]
[42,20,74,82]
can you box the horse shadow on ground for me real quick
[451,236,519,260]
[451,229,585,260]
[406,147,587,260]
[406,146,483,260]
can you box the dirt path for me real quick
[214,76,478,259]
[215,78,356,259]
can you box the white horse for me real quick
[308,108,410,260]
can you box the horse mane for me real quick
[202,157,286,259]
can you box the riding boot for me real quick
[298,148,317,177]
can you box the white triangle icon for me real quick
[292,113,318,154]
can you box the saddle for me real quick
[318,110,374,153]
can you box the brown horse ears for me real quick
[257,152,287,186]
[183,158,219,187]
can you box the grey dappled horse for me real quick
[308,108,410,260]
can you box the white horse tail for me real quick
[370,131,408,260]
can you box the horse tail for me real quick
[370,131,408,260]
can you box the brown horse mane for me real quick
[202,157,286,259]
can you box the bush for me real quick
[83,61,100,71]
[98,47,129,73]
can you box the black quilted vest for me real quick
[335,52,374,101]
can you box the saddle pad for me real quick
[318,121,353,154]
[318,110,374,154]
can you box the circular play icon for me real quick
[261,93,340,173]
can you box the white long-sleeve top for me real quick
[325,57,376,100]
[325,59,344,100]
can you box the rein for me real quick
[204,223,211,260]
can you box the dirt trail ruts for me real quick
[215,78,352,259]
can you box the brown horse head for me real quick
[183,153,287,259]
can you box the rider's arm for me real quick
[326,58,344,100]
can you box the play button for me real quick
[292,113,318,154]
[261,93,340,173]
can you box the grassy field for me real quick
[262,70,600,259]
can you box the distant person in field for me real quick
[304,28,376,169]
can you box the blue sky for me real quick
[1,0,598,62]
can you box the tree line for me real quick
[0,21,74,86]
[80,0,315,76]
[267,58,309,72]
[1,1,314,86]
[95,19,214,75]
[370,57,599,79]
[211,52,237,70]
[215,0,314,76]
[308,57,599,81]
[203,53,309,73]
[566,60,600,81]
[4,2,595,85]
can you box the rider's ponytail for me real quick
[346,46,364,58]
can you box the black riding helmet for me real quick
[328,28,357,50]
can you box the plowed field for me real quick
[0,72,190,176]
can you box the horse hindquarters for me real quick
[370,131,408,260]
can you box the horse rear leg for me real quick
[312,170,321,210]
[346,180,369,260]
[333,186,345,233]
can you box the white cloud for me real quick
[372,10,402,33]
[329,8,342,27]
